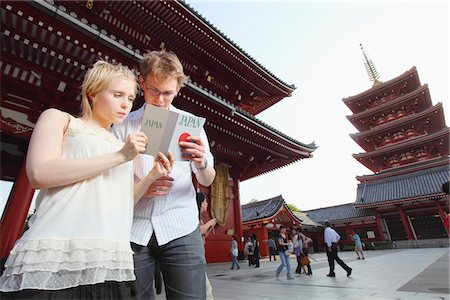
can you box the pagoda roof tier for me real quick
[350,103,446,151]
[353,127,450,172]
[354,164,449,208]
[356,156,450,183]
[30,0,295,116]
[347,84,432,132]
[0,1,316,182]
[343,67,420,114]
[241,195,302,226]
[304,203,374,225]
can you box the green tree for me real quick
[287,203,301,212]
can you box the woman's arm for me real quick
[26,109,147,189]
[200,218,217,237]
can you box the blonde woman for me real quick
[0,61,174,299]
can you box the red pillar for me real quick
[344,226,353,241]
[434,200,447,219]
[0,158,35,260]
[260,226,269,257]
[434,200,449,235]
[398,207,415,240]
[375,216,385,241]
[233,178,243,248]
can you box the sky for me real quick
[0,1,448,214]
[182,0,449,210]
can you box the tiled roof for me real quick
[179,0,295,89]
[355,164,450,205]
[304,203,373,224]
[293,212,323,227]
[241,195,285,222]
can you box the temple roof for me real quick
[346,84,432,132]
[241,195,302,224]
[293,212,323,228]
[242,195,285,222]
[179,1,295,91]
[352,127,450,172]
[354,164,449,208]
[304,203,373,224]
[0,1,317,182]
[357,156,450,182]
[343,67,420,111]
[350,103,446,151]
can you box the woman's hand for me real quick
[120,132,148,161]
[134,151,174,203]
[148,151,175,182]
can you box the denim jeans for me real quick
[276,251,292,277]
[131,228,206,299]
[231,254,240,269]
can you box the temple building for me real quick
[342,47,449,245]
[241,196,323,256]
[0,1,317,263]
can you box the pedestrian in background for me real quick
[251,233,260,268]
[230,235,240,270]
[275,226,294,280]
[268,237,277,261]
[324,221,352,277]
[244,237,254,266]
[351,231,365,259]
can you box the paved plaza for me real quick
[157,248,449,300]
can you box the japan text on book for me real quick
[140,105,206,161]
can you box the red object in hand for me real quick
[178,132,190,144]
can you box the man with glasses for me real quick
[113,51,216,299]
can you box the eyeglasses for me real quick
[142,81,176,100]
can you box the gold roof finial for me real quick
[360,44,381,86]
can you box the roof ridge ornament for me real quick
[360,44,382,87]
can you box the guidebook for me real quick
[140,105,206,161]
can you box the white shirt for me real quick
[112,104,214,246]
[324,226,341,247]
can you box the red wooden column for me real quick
[0,158,35,260]
[434,200,449,235]
[375,216,385,241]
[261,226,269,257]
[232,178,243,248]
[398,207,415,240]
[434,200,447,219]
[344,225,353,241]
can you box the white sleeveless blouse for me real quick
[0,115,135,291]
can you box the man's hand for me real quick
[144,175,174,197]
[179,135,206,168]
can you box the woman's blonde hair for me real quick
[140,51,188,90]
[80,60,138,118]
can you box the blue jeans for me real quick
[276,251,292,277]
[231,254,240,269]
[131,228,206,299]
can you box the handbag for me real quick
[300,254,310,266]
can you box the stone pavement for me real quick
[157,248,449,300]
